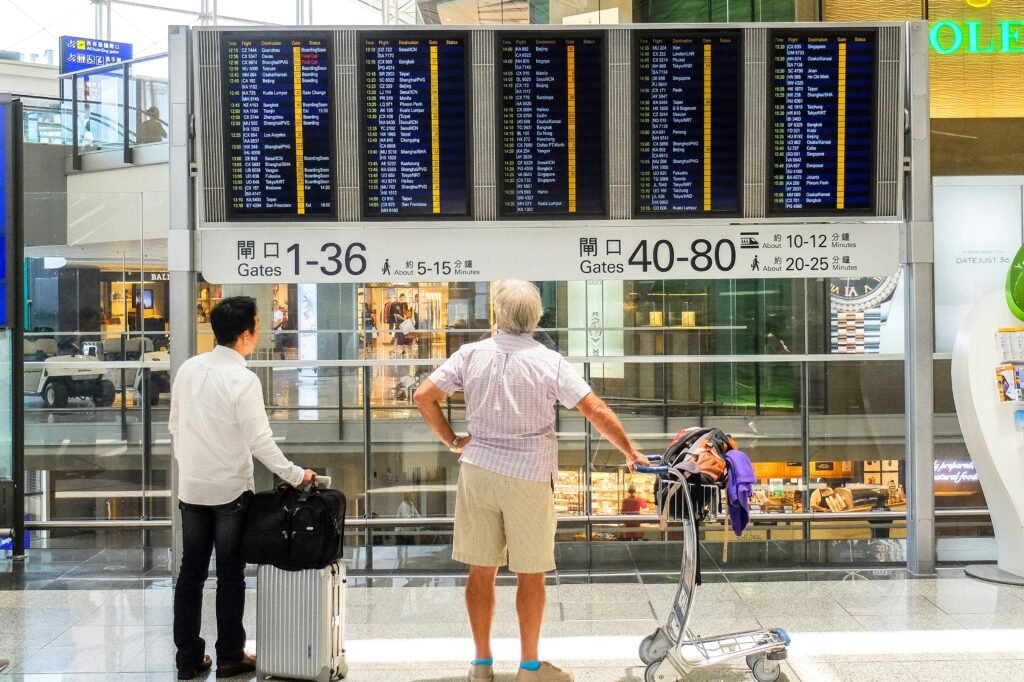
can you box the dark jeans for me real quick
[173,491,251,670]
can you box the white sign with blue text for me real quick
[198,224,901,284]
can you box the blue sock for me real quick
[472,658,493,666]
[520,661,541,671]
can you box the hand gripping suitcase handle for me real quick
[634,455,668,475]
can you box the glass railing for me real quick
[11,345,986,571]
[44,53,170,164]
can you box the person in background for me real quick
[137,105,167,144]
[809,479,834,512]
[363,302,377,350]
[272,300,288,360]
[396,491,421,546]
[392,293,412,346]
[414,280,649,682]
[620,485,648,541]
[170,296,316,680]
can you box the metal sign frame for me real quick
[168,21,935,577]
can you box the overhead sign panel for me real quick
[200,224,900,284]
[769,29,876,216]
[361,33,470,218]
[498,34,606,217]
[59,35,132,74]
[221,33,335,220]
[635,32,743,216]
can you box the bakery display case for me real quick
[591,471,656,516]
[554,469,657,516]
[554,469,584,515]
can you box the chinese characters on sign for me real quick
[201,224,897,284]
[59,36,133,74]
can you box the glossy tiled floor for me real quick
[1,568,1024,681]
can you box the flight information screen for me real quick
[769,30,876,215]
[499,34,605,217]
[362,34,469,218]
[222,33,334,219]
[636,32,742,216]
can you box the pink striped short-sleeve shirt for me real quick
[428,332,592,482]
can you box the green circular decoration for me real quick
[1007,244,1024,321]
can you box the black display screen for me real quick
[499,35,605,217]
[636,32,742,216]
[362,34,469,218]
[769,30,876,215]
[222,33,334,219]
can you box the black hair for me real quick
[211,296,258,346]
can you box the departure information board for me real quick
[770,30,875,214]
[499,35,605,217]
[222,33,334,219]
[636,32,742,216]
[362,34,469,217]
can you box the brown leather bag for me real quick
[688,444,729,481]
[686,437,728,482]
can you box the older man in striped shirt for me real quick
[414,280,648,682]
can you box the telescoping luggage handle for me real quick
[634,455,668,475]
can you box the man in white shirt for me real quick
[170,296,315,680]
[396,491,420,546]
[414,280,648,682]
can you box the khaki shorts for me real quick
[453,463,557,574]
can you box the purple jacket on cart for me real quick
[724,449,755,537]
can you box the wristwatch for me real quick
[448,435,461,453]
[830,272,900,354]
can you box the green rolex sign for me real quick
[930,20,1024,54]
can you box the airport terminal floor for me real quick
[2,557,1024,681]
[8,0,1024,680]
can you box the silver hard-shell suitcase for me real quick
[256,561,348,681]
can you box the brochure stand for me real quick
[952,290,1024,585]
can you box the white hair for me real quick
[493,280,542,334]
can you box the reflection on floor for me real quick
[1,560,1023,681]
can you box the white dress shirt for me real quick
[170,344,303,505]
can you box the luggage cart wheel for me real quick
[749,655,782,682]
[639,632,663,665]
[644,661,667,682]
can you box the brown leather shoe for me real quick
[177,654,212,680]
[216,652,256,678]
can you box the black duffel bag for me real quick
[242,483,346,570]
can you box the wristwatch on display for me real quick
[829,272,901,354]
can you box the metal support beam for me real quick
[904,20,936,576]
[167,25,195,581]
[7,96,26,558]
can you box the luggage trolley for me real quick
[635,455,791,682]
